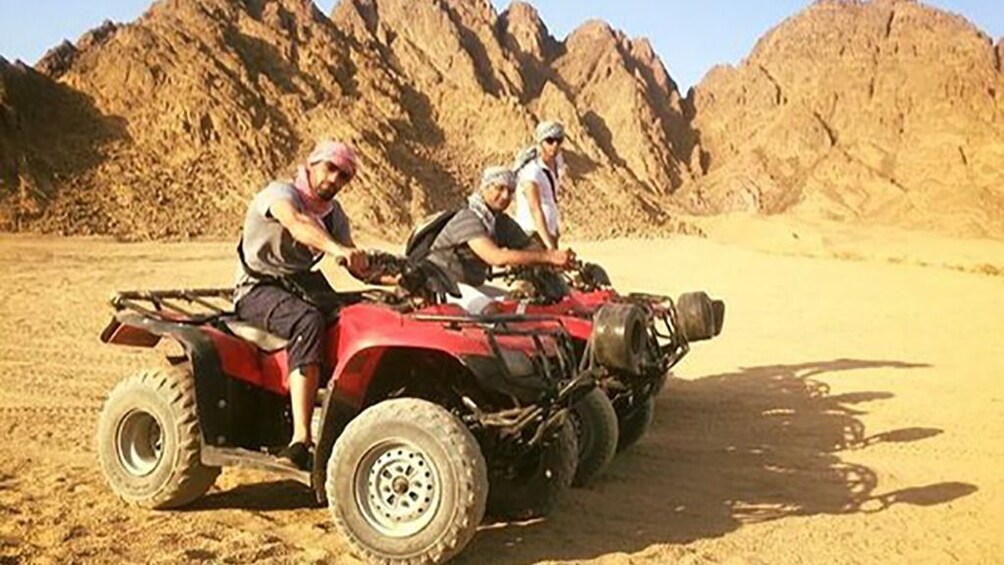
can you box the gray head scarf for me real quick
[468,166,516,235]
[534,120,565,143]
[514,120,565,172]
[479,166,516,192]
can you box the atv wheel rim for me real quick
[116,410,164,477]
[356,441,441,538]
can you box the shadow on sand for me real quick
[179,359,976,562]
[459,358,977,564]
[188,479,319,512]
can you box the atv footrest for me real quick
[201,446,311,486]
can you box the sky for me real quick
[0,0,1001,91]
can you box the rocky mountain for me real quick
[1,0,1002,241]
[0,0,693,239]
[685,0,1004,238]
[0,57,121,231]
[5,0,425,237]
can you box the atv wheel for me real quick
[326,398,487,564]
[486,418,577,520]
[96,366,220,509]
[616,395,656,452]
[569,388,618,486]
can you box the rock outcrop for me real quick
[0,0,693,239]
[686,0,1004,238]
[2,0,1003,240]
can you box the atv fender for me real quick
[311,304,572,502]
[311,344,513,504]
[100,312,288,451]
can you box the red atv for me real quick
[488,261,725,463]
[402,216,722,488]
[95,263,596,564]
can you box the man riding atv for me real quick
[418,166,577,315]
[513,120,566,250]
[403,157,724,482]
[233,139,385,470]
[405,166,621,486]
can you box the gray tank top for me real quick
[233,182,351,301]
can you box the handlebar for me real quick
[488,260,583,280]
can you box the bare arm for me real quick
[520,181,557,249]
[270,199,368,272]
[467,236,572,268]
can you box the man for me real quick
[426,166,575,313]
[514,120,565,250]
[234,139,368,470]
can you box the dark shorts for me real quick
[235,284,327,374]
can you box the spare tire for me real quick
[676,292,725,342]
[711,298,726,337]
[592,303,648,374]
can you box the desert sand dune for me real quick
[0,230,1001,564]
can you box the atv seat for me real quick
[220,318,289,352]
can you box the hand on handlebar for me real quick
[335,248,369,274]
[546,248,577,269]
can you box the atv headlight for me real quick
[498,349,536,378]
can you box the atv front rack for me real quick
[413,313,595,446]
[623,294,691,373]
[412,313,580,384]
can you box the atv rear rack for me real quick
[109,287,403,325]
[110,288,235,324]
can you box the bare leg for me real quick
[289,364,320,445]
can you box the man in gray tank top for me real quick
[234,139,368,470]
[426,166,576,313]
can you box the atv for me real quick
[95,260,595,565]
[358,251,630,489]
[487,260,725,462]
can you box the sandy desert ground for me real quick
[0,222,1002,564]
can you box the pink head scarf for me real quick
[308,140,358,177]
[294,139,359,217]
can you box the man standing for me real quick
[514,120,565,250]
[234,139,368,470]
[426,166,575,313]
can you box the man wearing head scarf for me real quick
[426,165,576,313]
[513,120,565,250]
[233,138,369,470]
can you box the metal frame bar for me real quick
[412,311,578,381]
[110,288,235,324]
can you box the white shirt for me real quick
[514,157,561,238]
